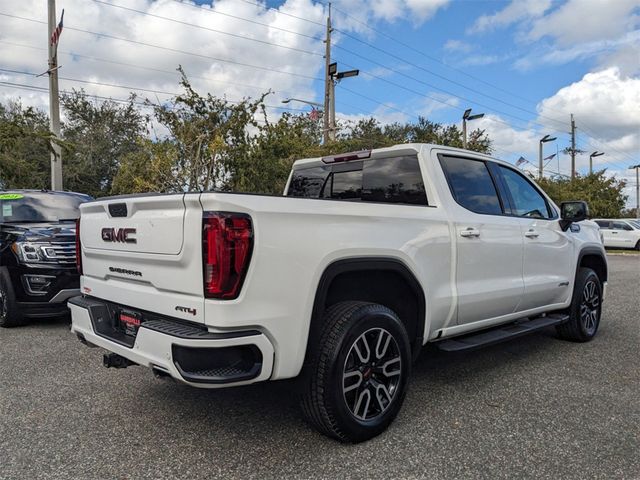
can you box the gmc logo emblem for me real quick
[101,227,137,243]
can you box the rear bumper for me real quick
[69,296,274,388]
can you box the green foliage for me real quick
[538,171,628,218]
[111,139,181,195]
[147,66,267,192]
[0,101,52,190]
[60,90,149,197]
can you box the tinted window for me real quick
[440,156,502,215]
[595,221,611,229]
[362,156,426,205]
[329,168,362,200]
[287,155,427,205]
[612,221,632,231]
[629,220,640,229]
[0,192,91,223]
[499,166,552,219]
[287,165,331,198]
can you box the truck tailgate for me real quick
[79,193,205,323]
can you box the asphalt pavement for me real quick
[1,255,638,479]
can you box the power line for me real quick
[0,68,309,112]
[576,122,637,164]
[91,0,323,57]
[223,0,566,126]
[0,13,324,82]
[0,40,311,100]
[327,4,571,116]
[168,0,323,41]
[230,0,326,28]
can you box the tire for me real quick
[300,301,412,443]
[0,268,25,328]
[635,240,640,251]
[556,267,602,342]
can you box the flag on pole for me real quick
[544,153,557,161]
[50,9,64,47]
[309,107,320,121]
[515,156,527,167]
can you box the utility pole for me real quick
[48,0,63,190]
[322,3,332,144]
[538,134,556,180]
[570,113,576,179]
[631,164,640,219]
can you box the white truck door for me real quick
[438,154,525,325]
[496,165,573,310]
[612,221,634,247]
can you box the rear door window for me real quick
[439,155,503,215]
[595,221,611,229]
[612,221,632,231]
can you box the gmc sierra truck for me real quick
[70,144,607,442]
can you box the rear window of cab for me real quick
[287,155,427,206]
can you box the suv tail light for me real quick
[75,218,82,275]
[202,212,253,299]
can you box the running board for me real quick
[435,314,569,352]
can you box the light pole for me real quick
[538,134,557,179]
[282,98,323,109]
[589,151,604,175]
[327,64,358,141]
[631,164,640,219]
[462,109,484,149]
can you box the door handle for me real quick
[460,227,480,238]
[611,231,618,234]
[524,229,539,238]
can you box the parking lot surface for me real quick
[1,255,638,479]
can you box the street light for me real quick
[282,98,323,108]
[538,134,557,179]
[631,164,640,220]
[589,151,604,175]
[462,109,484,149]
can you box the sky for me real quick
[0,0,639,204]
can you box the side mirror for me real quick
[560,201,589,231]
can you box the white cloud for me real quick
[514,30,640,71]
[415,92,459,117]
[333,0,450,28]
[527,0,640,47]
[468,0,551,34]
[537,67,640,141]
[443,39,472,53]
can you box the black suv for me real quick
[0,190,91,327]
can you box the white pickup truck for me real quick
[70,143,607,442]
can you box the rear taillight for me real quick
[203,212,253,299]
[75,217,82,275]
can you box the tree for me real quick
[111,139,181,195]
[61,90,149,197]
[0,101,52,189]
[150,67,268,192]
[538,171,628,218]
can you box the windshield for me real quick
[629,220,640,229]
[0,192,91,223]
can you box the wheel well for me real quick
[306,259,425,364]
[579,253,607,284]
